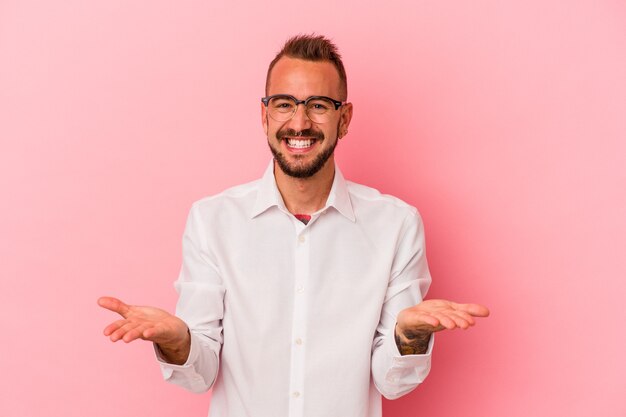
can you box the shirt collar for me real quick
[250,161,286,218]
[250,160,356,222]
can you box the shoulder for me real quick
[346,180,419,219]
[190,179,261,216]
[342,180,426,251]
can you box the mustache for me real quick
[276,128,324,141]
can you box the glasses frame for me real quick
[261,94,345,123]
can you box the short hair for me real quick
[265,34,348,100]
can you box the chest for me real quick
[208,210,397,335]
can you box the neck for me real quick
[274,158,335,215]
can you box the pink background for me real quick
[1,1,625,416]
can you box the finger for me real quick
[110,321,143,342]
[98,296,131,317]
[103,319,128,336]
[410,312,441,328]
[122,323,154,343]
[449,310,476,327]
[447,302,490,317]
[446,311,474,329]
[431,312,457,330]
[141,326,164,341]
[462,303,490,317]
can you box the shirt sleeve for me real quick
[370,209,433,400]
[155,202,225,393]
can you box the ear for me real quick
[338,102,353,138]
[261,102,268,136]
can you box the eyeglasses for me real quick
[261,94,345,124]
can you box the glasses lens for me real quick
[268,96,296,121]
[306,98,334,123]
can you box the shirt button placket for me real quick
[289,228,309,417]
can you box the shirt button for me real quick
[296,285,304,293]
[295,338,303,345]
[292,391,301,398]
[298,235,306,243]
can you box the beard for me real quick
[268,125,338,179]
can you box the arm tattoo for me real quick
[394,326,432,355]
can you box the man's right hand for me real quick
[98,296,191,365]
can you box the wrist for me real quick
[394,324,431,356]
[157,329,191,365]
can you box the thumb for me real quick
[98,296,131,317]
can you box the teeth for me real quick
[287,139,313,148]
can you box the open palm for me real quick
[98,296,189,349]
[397,299,490,337]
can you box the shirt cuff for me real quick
[386,327,434,367]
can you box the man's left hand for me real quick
[394,299,490,355]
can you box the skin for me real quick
[98,297,190,364]
[262,57,353,214]
[99,56,489,360]
[394,300,490,354]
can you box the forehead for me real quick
[268,57,342,98]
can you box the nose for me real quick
[288,103,313,131]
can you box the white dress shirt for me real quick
[156,161,434,417]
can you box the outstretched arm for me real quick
[98,296,191,365]
[395,299,490,355]
[98,204,224,394]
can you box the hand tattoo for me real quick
[394,325,432,355]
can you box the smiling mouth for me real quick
[285,138,317,149]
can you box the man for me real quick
[99,35,489,417]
